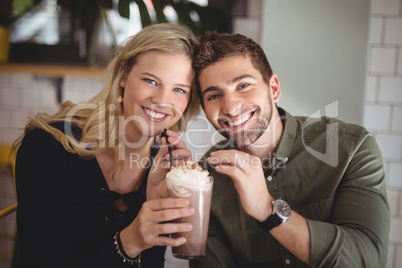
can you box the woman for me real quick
[11,23,200,267]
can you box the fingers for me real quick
[150,206,195,223]
[144,198,190,211]
[136,198,195,247]
[157,136,169,158]
[205,150,270,220]
[142,199,194,226]
[165,130,186,149]
[207,150,262,171]
[151,235,188,247]
[164,148,191,162]
[158,131,190,165]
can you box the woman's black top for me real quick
[14,123,165,267]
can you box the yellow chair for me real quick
[0,203,17,219]
[0,144,17,262]
[0,143,17,218]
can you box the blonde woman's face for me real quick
[120,51,193,138]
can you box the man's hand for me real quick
[207,149,274,221]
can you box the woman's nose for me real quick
[151,88,170,104]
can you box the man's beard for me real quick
[218,104,273,148]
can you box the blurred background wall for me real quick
[1,0,401,267]
[262,0,370,125]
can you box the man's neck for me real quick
[239,109,284,163]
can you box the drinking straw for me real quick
[162,129,174,169]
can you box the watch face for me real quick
[275,199,291,218]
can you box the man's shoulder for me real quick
[294,115,369,137]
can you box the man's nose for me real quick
[222,95,242,116]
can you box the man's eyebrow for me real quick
[201,74,257,97]
[201,86,219,97]
[230,74,257,84]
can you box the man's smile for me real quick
[221,110,256,130]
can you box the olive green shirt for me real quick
[191,108,390,268]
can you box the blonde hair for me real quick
[12,23,200,160]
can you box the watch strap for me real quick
[257,213,283,231]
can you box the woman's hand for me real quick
[147,130,191,200]
[119,198,194,258]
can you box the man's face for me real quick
[198,54,279,148]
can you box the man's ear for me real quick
[269,74,281,103]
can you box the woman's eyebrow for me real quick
[142,72,191,89]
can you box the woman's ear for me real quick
[119,78,125,88]
[269,74,281,102]
[119,61,126,88]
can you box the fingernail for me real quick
[187,207,195,214]
[178,237,187,244]
[180,199,190,206]
[184,224,193,231]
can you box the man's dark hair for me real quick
[193,32,273,104]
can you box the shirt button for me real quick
[285,259,291,264]
[267,176,273,182]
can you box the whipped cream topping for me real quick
[166,160,211,196]
[166,160,210,183]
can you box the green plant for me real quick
[0,0,38,27]
[56,0,225,36]
[118,0,225,36]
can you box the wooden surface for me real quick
[0,63,105,77]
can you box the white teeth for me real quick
[228,113,252,127]
[144,108,165,119]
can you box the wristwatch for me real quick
[257,199,291,231]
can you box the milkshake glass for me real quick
[166,160,213,259]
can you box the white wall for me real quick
[364,0,402,267]
[261,0,371,125]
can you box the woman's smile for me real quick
[142,106,169,122]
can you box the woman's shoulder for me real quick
[19,122,82,158]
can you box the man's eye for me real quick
[207,94,221,101]
[144,78,156,85]
[239,83,249,89]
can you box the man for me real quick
[190,32,390,267]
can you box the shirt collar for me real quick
[273,107,297,167]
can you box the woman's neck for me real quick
[97,138,154,194]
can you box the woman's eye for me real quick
[174,88,186,94]
[144,78,156,85]
[207,93,221,101]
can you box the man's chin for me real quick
[219,131,259,148]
